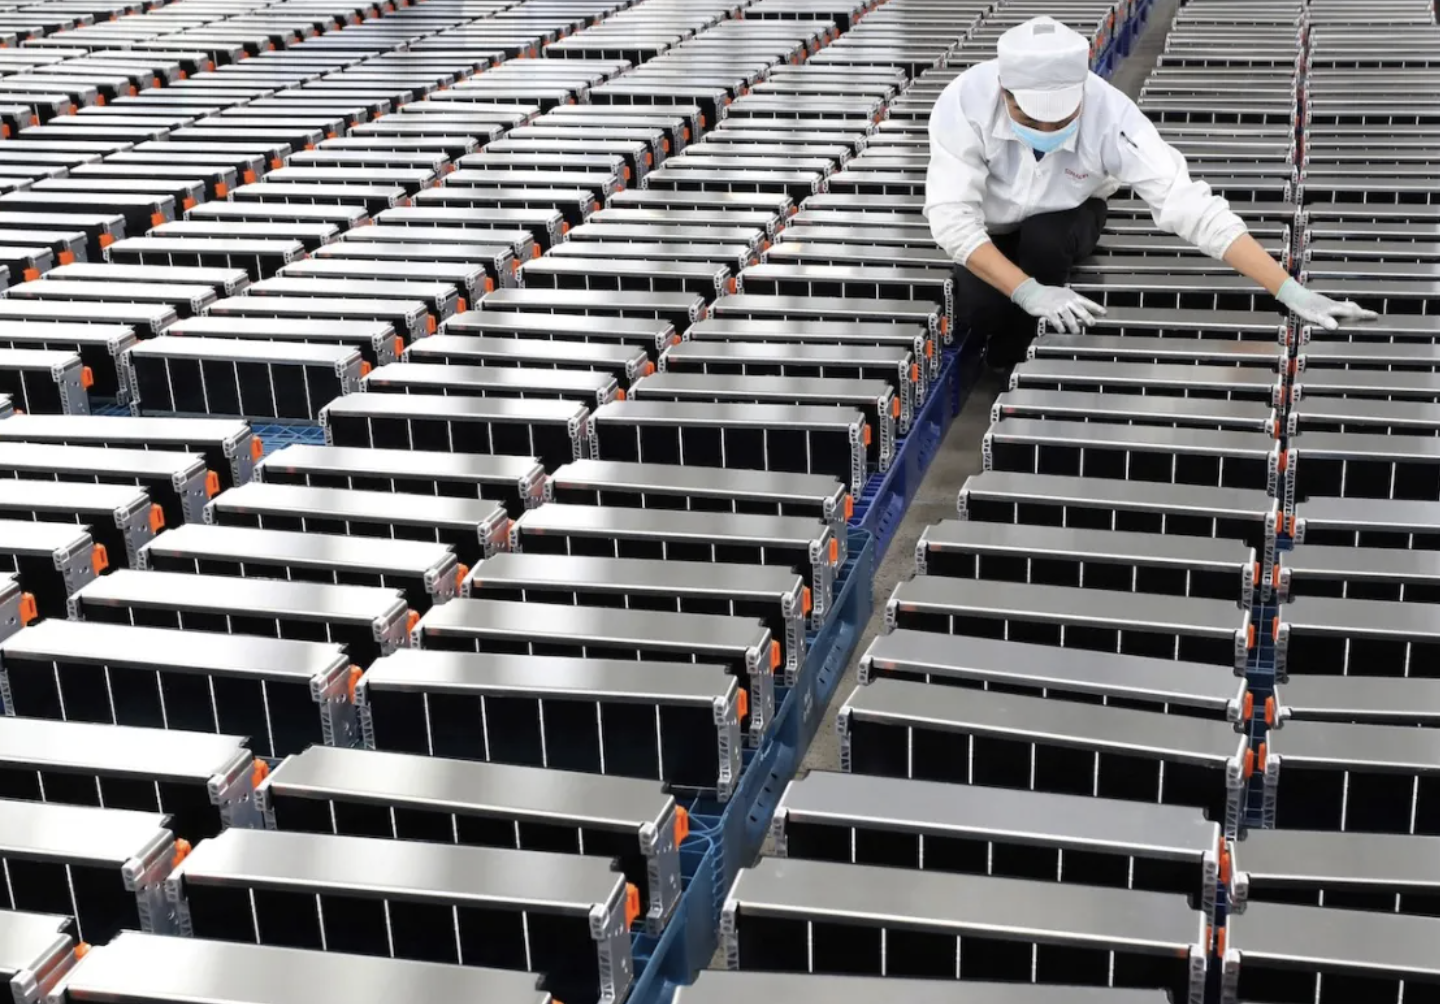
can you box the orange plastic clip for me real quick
[674,806,689,844]
[736,687,748,719]
[1272,615,1280,640]
[18,592,37,626]
[0,124,8,139]
[1215,925,1227,956]
[22,268,39,283]
[862,424,872,446]
[272,157,285,170]
[346,665,363,701]
[616,389,626,401]
[74,943,91,960]
[91,543,109,575]
[802,586,812,615]
[645,151,653,167]
[95,93,106,106]
[890,397,900,419]
[485,277,496,294]
[770,639,781,670]
[99,233,115,249]
[1272,564,1282,590]
[625,883,641,928]
[59,251,76,265]
[622,165,631,181]
[1264,696,1276,725]
[456,563,469,591]
[1246,623,1256,649]
[829,537,839,564]
[426,314,437,334]
[910,363,920,383]
[251,436,265,461]
[561,221,571,234]
[80,366,94,389]
[251,759,270,787]
[1243,747,1256,779]
[844,494,853,519]
[727,276,738,294]
[205,471,221,499]
[149,504,165,533]
[1253,562,1260,587]
[172,838,192,868]
[1277,450,1289,472]
[1218,841,1232,885]
[1242,691,1254,721]
[359,361,372,378]
[406,609,421,633]
[151,213,165,227]
[182,197,197,211]
[643,362,656,376]
[925,339,934,359]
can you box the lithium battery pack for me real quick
[444,310,678,355]
[258,744,685,932]
[0,716,263,838]
[775,770,1224,919]
[994,389,1278,434]
[710,293,943,344]
[406,337,650,391]
[166,317,401,369]
[163,827,635,1004]
[417,596,778,744]
[0,348,91,415]
[0,910,78,1004]
[720,856,1207,1001]
[1011,358,1285,407]
[674,973,1167,1004]
[69,569,411,667]
[43,932,554,1004]
[0,480,156,569]
[0,519,100,618]
[0,618,355,756]
[0,322,138,403]
[103,236,304,283]
[0,414,257,490]
[0,800,182,944]
[841,676,1251,837]
[206,295,428,343]
[356,648,742,798]
[1230,828,1440,917]
[477,287,706,334]
[363,361,621,408]
[918,520,1261,607]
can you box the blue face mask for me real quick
[1011,117,1079,154]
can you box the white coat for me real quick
[924,60,1250,265]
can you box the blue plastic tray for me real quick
[627,527,876,1004]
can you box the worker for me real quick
[925,15,1377,370]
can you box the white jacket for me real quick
[924,60,1249,265]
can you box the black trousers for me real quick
[953,197,1108,369]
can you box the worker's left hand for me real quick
[1010,278,1106,334]
[1276,278,1379,330]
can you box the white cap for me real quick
[997,16,1089,123]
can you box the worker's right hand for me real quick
[1276,278,1379,331]
[1010,278,1107,335]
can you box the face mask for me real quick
[1011,117,1078,154]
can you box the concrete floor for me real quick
[794,0,1185,780]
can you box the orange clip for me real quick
[769,639,781,670]
[240,171,254,186]
[1272,615,1280,639]
[674,806,689,844]
[802,586,812,615]
[625,883,641,928]
[59,251,76,265]
[0,124,7,139]
[74,943,91,960]
[844,494,853,519]
[561,221,571,234]
[1243,748,1256,779]
[346,665,363,702]
[182,197,197,211]
[96,93,106,106]
[393,337,406,359]
[1253,562,1260,587]
[1242,691,1254,721]
[359,361,372,378]
[622,165,631,181]
[1264,696,1276,725]
[533,245,542,259]
[172,838,192,868]
[426,314,438,334]
[727,276,738,294]
[829,537,839,564]
[1215,925,1227,957]
[149,504,166,533]
[80,366,94,389]
[91,543,109,575]
[910,363,919,383]
[99,233,115,248]
[616,389,626,401]
[406,609,420,633]
[924,339,934,359]
[862,424,872,447]
[1257,742,1268,771]
[271,157,285,170]
[1277,450,1289,473]
[22,267,39,282]
[484,277,496,294]
[250,436,264,461]
[645,151,653,166]
[457,298,469,314]
[151,212,166,227]
[1286,514,1297,537]
[1272,565,1282,589]
[18,592,37,626]
[205,471,221,498]
[736,687,748,720]
[890,397,900,419]
[1246,623,1256,649]
[456,562,470,591]
[251,759,270,787]
[1218,842,1231,885]
[643,362,656,376]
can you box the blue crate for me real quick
[850,350,965,563]
[626,527,876,1004]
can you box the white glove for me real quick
[1277,277,1379,330]
[1010,278,1107,335]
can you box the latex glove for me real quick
[1276,277,1379,330]
[1010,278,1107,335]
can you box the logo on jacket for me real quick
[1064,168,1089,181]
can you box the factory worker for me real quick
[925,15,1376,370]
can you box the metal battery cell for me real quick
[1010,359,1284,407]
[0,480,156,570]
[206,295,427,344]
[885,576,1253,672]
[1275,592,1440,679]
[993,389,1278,434]
[406,337,650,391]
[1287,396,1440,438]
[126,337,362,422]
[736,262,952,329]
[356,648,742,799]
[476,288,706,335]
[468,550,806,681]
[0,911,78,1004]
[9,279,213,322]
[374,207,565,252]
[311,242,515,295]
[589,399,868,495]
[103,237,304,283]
[0,520,101,619]
[45,262,248,299]
[687,317,935,378]
[152,220,341,253]
[0,800,182,945]
[412,186,596,230]
[674,972,1167,1004]
[0,618,355,757]
[720,856,1207,1003]
[521,257,733,299]
[363,362,620,408]
[163,827,634,1004]
[0,716,263,838]
[256,444,544,515]
[0,213,123,264]
[247,276,458,328]
[43,932,553,1004]
[69,569,410,667]
[166,318,400,370]
[839,677,1250,838]
[186,202,372,235]
[343,225,535,264]
[710,294,943,345]
[1278,538,1440,605]
[1292,432,1440,504]
[1229,828,1440,917]
[320,394,587,473]
[0,348,91,416]
[0,322,138,404]
[860,626,1247,721]
[629,372,895,472]
[141,524,460,614]
[0,415,257,491]
[0,301,176,343]
[417,596,778,744]
[258,744,685,933]
[956,471,1280,560]
[774,770,1225,917]
[1221,899,1440,1004]
[444,311,677,355]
